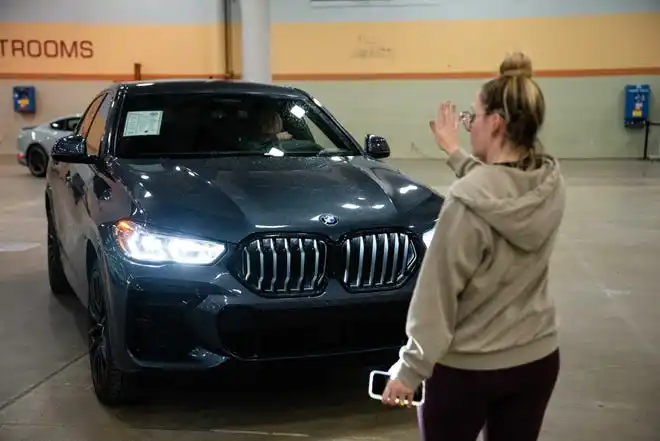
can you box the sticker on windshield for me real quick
[123,111,163,136]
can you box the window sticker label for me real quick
[123,111,163,136]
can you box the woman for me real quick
[382,52,566,441]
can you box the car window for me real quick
[114,92,359,158]
[86,95,112,156]
[306,118,336,152]
[49,119,67,131]
[76,94,106,137]
[64,117,80,131]
[50,118,79,132]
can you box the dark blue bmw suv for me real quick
[45,79,444,405]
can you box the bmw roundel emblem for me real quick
[319,213,338,226]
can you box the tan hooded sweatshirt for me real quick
[390,149,566,390]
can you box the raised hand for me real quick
[428,101,460,155]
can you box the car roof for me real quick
[113,79,306,99]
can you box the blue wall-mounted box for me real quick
[13,86,36,113]
[624,84,651,127]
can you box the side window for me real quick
[65,118,80,132]
[289,110,338,152]
[76,94,106,137]
[85,95,112,156]
[49,119,66,131]
[307,119,334,148]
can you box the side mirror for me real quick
[51,135,95,164]
[364,134,390,159]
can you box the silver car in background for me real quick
[17,114,81,177]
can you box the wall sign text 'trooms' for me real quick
[0,39,94,59]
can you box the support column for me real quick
[239,0,272,83]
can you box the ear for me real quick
[489,113,505,136]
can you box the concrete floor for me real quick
[0,158,659,440]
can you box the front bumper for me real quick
[101,233,415,373]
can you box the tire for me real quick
[87,260,137,406]
[27,145,48,178]
[47,208,73,296]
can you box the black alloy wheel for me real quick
[46,207,73,295]
[88,267,109,390]
[87,261,135,406]
[27,145,48,178]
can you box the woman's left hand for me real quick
[381,378,415,407]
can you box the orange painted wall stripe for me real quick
[1,13,659,81]
[1,67,660,82]
[275,67,660,81]
[271,14,660,76]
[0,22,225,76]
[0,73,229,81]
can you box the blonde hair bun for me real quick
[499,52,533,78]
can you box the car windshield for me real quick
[114,92,359,158]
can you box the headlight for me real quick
[422,228,435,248]
[112,220,226,265]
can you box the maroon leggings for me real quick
[418,349,560,441]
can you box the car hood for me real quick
[111,156,442,244]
